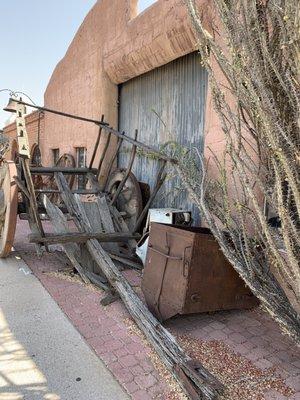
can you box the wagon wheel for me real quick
[0,161,18,257]
[45,153,76,204]
[107,169,143,231]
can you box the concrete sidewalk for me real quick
[0,255,129,400]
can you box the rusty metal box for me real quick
[142,223,258,321]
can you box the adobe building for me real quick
[4,0,224,220]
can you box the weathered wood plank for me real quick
[94,196,120,254]
[30,167,97,175]
[96,131,112,181]
[111,129,138,206]
[43,195,90,284]
[109,205,137,251]
[35,189,101,194]
[100,290,120,306]
[84,270,109,291]
[28,232,140,245]
[108,252,143,270]
[80,201,105,272]
[19,212,72,221]
[103,133,124,190]
[89,115,104,169]
[54,172,224,400]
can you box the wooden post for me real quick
[111,129,138,206]
[103,132,125,190]
[96,131,112,180]
[133,161,167,232]
[89,115,104,169]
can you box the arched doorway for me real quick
[30,143,42,166]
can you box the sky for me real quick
[0,0,156,129]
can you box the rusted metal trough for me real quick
[142,223,259,321]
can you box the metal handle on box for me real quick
[148,245,183,260]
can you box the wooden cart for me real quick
[0,98,157,259]
[0,97,224,400]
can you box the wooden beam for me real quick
[15,99,176,163]
[28,231,140,245]
[84,270,110,291]
[96,131,112,180]
[109,205,137,251]
[108,252,143,270]
[103,133,125,190]
[30,167,98,175]
[111,129,138,206]
[89,115,104,169]
[34,188,101,194]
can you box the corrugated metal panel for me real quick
[118,52,208,225]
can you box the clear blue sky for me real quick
[0,0,156,128]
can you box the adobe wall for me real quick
[43,0,222,184]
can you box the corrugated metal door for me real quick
[118,52,208,225]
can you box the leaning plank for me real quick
[43,195,89,284]
[109,205,137,251]
[110,129,138,206]
[80,201,106,273]
[96,131,112,180]
[89,115,104,169]
[103,132,124,190]
[44,196,111,291]
[84,270,109,291]
[108,252,143,270]
[28,232,140,245]
[55,172,224,400]
[95,196,120,254]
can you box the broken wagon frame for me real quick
[0,97,224,400]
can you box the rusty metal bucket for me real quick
[142,223,258,321]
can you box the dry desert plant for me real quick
[180,0,300,342]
